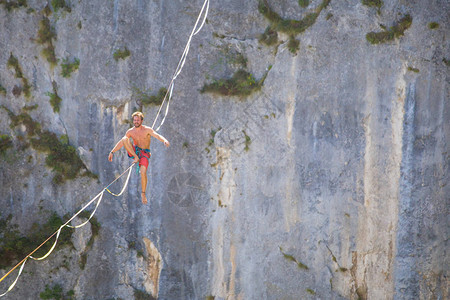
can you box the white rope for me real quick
[30,227,63,261]
[66,192,104,229]
[151,0,210,131]
[0,259,27,297]
[0,163,135,297]
[104,163,134,197]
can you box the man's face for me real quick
[133,116,142,128]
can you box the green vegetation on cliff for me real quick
[1,107,96,184]
[366,14,412,44]
[0,134,13,155]
[201,69,266,97]
[113,47,131,61]
[279,246,309,270]
[61,57,80,78]
[133,87,167,107]
[361,0,383,9]
[428,22,439,29]
[7,53,31,98]
[258,0,331,54]
[40,284,75,300]
[36,17,57,67]
[298,0,309,8]
[46,81,62,113]
[258,26,278,46]
[0,0,27,11]
[51,0,71,13]
[0,212,73,269]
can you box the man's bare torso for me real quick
[127,125,153,149]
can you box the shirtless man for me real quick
[108,111,170,204]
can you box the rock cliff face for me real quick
[0,0,448,299]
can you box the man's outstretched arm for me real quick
[108,139,124,161]
[149,128,170,147]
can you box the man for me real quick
[108,111,170,204]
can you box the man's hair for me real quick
[132,111,144,120]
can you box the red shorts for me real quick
[127,145,151,168]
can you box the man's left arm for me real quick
[149,128,170,147]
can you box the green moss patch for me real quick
[61,57,80,78]
[279,246,309,270]
[7,53,23,78]
[7,53,31,98]
[76,211,101,269]
[287,36,300,54]
[40,284,75,300]
[134,289,156,300]
[36,17,57,67]
[258,0,319,35]
[366,14,412,44]
[2,107,95,184]
[30,131,86,184]
[258,0,331,54]
[361,0,383,9]
[133,87,167,107]
[259,26,278,46]
[46,92,62,113]
[243,130,251,151]
[51,0,71,13]
[23,104,39,111]
[0,84,6,95]
[0,212,73,269]
[298,0,309,8]
[46,81,62,113]
[306,288,316,295]
[0,134,13,155]
[0,0,27,11]
[443,58,450,67]
[407,66,419,73]
[201,69,267,97]
[113,47,131,61]
[208,127,222,147]
[3,107,41,136]
[428,22,439,29]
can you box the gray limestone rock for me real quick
[0,0,448,299]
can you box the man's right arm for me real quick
[108,139,124,162]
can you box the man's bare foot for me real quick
[133,156,139,164]
[141,192,148,204]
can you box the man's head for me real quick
[132,111,144,128]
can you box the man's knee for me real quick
[121,136,130,144]
[140,166,147,176]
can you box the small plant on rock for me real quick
[0,134,13,155]
[361,0,383,9]
[51,0,71,13]
[0,0,27,11]
[201,69,266,97]
[366,14,412,44]
[407,66,419,73]
[133,87,167,107]
[61,57,80,78]
[428,22,439,29]
[258,26,278,46]
[46,81,62,112]
[0,84,6,95]
[298,0,309,8]
[113,47,131,61]
[287,36,300,54]
[36,17,57,67]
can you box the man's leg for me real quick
[121,136,139,163]
[140,165,148,204]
